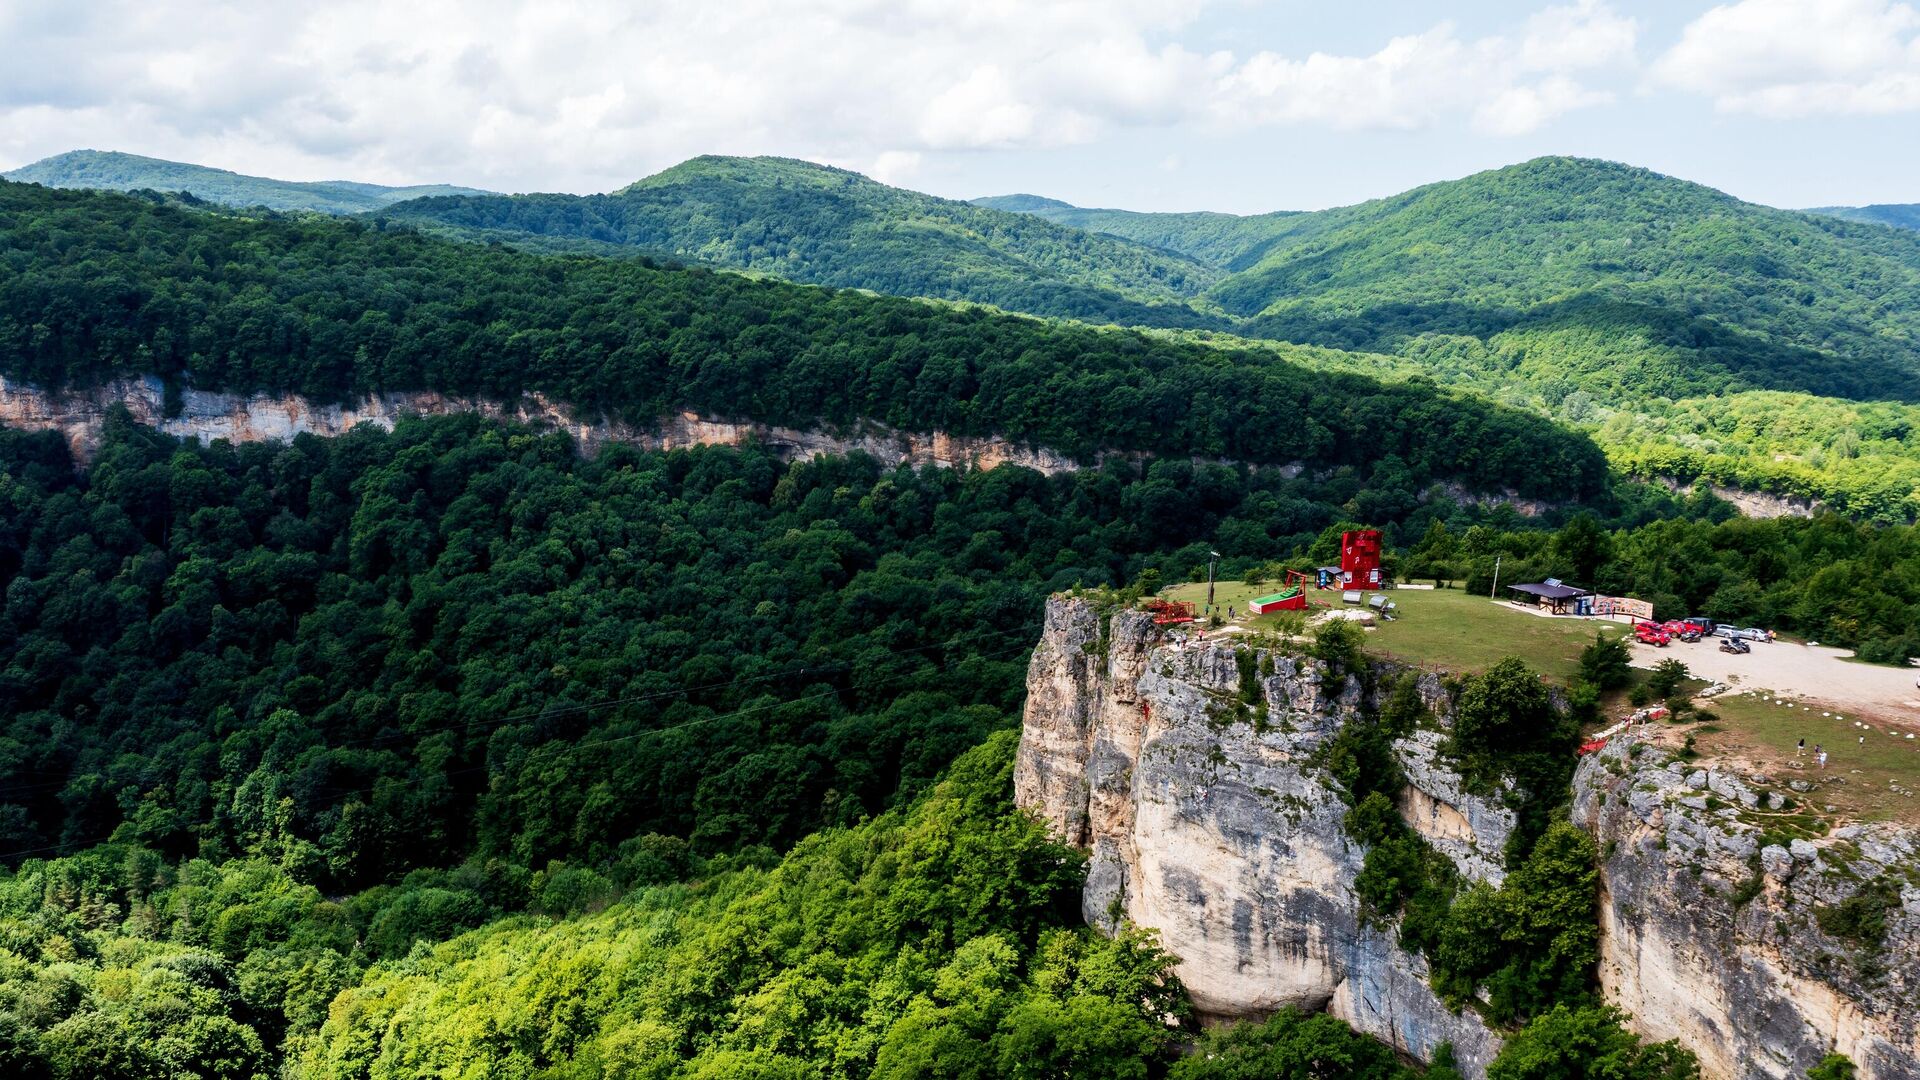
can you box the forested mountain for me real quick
[0,180,1603,500]
[970,193,1304,270]
[4,166,1909,1080]
[983,162,1920,520]
[2,149,494,214]
[377,155,1225,328]
[1201,158,1920,402]
[1806,203,1920,231]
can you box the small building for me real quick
[1249,588,1306,614]
[1507,582,1593,615]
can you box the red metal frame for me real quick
[1143,598,1196,625]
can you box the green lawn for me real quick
[1162,581,1626,684]
[1686,690,1920,824]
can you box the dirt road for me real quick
[1631,637,1920,727]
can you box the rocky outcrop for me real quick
[1395,729,1516,886]
[0,374,1090,472]
[1014,597,1505,1076]
[1655,476,1823,519]
[1573,740,1920,1079]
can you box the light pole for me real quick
[1207,550,1221,608]
[1489,554,1502,601]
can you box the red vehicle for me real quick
[1634,622,1671,646]
[1662,619,1703,642]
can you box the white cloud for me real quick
[1519,0,1640,71]
[1215,5,1633,136]
[0,0,1640,193]
[1653,0,1920,117]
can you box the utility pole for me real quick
[1489,555,1502,600]
[1207,550,1221,608]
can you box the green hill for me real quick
[0,179,1600,500]
[1806,203,1920,231]
[378,155,1225,328]
[2,149,495,213]
[1198,157,1920,399]
[971,193,1306,269]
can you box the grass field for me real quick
[1157,580,1920,823]
[1161,581,1627,685]
[1679,690,1920,824]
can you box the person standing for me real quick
[1817,746,1827,769]
[1797,738,1806,757]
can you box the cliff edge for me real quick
[1573,739,1920,1079]
[1013,596,1506,1075]
[1015,595,1920,1080]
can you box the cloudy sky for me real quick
[5,0,1920,212]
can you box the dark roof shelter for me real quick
[1507,581,1593,614]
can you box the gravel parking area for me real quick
[1632,636,1920,729]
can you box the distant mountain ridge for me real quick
[11,148,1920,518]
[970,193,1305,270]
[376,154,1226,329]
[2,149,495,214]
[1806,203,1920,231]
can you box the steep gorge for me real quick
[1014,596,1920,1079]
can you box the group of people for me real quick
[1796,738,1829,768]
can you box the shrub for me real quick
[1577,633,1633,691]
[1645,659,1690,700]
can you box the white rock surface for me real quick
[1015,598,1504,1076]
[1573,740,1920,1079]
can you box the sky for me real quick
[5,0,1920,213]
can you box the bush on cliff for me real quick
[1487,1005,1699,1080]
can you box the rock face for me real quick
[1573,740,1920,1079]
[1396,728,1516,886]
[1014,597,1505,1076]
[1654,476,1822,519]
[0,373,1089,472]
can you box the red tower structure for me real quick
[1339,529,1384,591]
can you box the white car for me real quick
[1734,627,1772,641]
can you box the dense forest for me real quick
[0,180,1605,502]
[377,155,1224,328]
[0,159,1903,1079]
[18,153,1920,518]
[394,157,1920,521]
[2,150,493,215]
[1808,203,1920,232]
[968,194,1304,272]
[0,413,1726,1077]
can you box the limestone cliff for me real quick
[0,373,1091,472]
[1015,596,1920,1080]
[1573,740,1920,1080]
[1014,597,1506,1076]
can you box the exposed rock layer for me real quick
[0,376,1553,519]
[1016,597,1920,1080]
[0,374,1089,473]
[1655,476,1823,519]
[1573,741,1920,1080]
[1014,598,1505,1076]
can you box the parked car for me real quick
[1634,622,1671,646]
[1712,624,1742,640]
[1686,616,1717,633]
[1734,627,1773,642]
